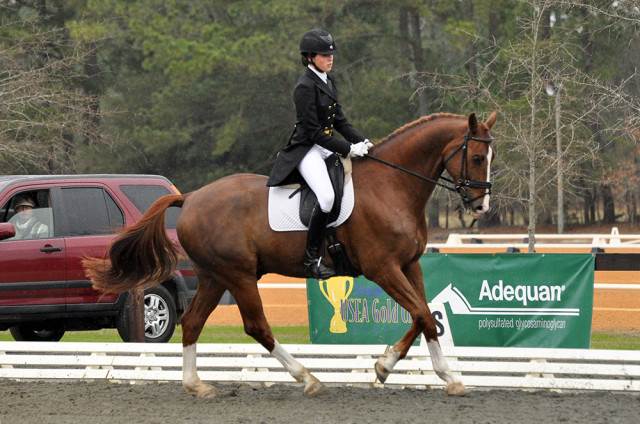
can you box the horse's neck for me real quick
[380,121,454,174]
[370,120,459,206]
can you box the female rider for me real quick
[267,29,371,279]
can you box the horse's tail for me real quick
[83,193,187,294]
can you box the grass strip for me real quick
[1,328,638,349]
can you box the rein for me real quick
[365,129,494,207]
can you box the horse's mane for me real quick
[374,113,466,148]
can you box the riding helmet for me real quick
[299,29,339,55]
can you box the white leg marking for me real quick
[272,340,326,396]
[378,345,401,373]
[374,345,402,383]
[271,340,306,382]
[182,343,199,388]
[182,343,218,397]
[427,339,457,384]
[428,339,468,395]
[480,146,493,212]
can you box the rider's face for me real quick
[312,54,333,73]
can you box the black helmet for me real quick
[299,29,339,55]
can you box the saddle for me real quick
[284,154,359,277]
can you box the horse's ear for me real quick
[468,113,478,131]
[485,110,498,129]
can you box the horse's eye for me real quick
[472,155,483,165]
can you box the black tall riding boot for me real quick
[303,206,336,280]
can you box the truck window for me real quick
[0,190,54,239]
[59,187,125,236]
[119,184,179,229]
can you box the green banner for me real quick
[422,253,594,348]
[307,253,594,348]
[307,276,417,345]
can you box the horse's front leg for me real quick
[372,262,467,395]
[368,264,425,382]
[425,338,467,395]
[406,264,466,395]
[375,323,420,383]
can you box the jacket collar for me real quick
[305,68,337,100]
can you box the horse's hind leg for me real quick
[181,274,226,399]
[229,279,326,397]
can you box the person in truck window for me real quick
[10,195,49,240]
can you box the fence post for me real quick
[129,289,146,343]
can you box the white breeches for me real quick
[297,144,335,213]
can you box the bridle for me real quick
[441,129,494,207]
[365,129,494,209]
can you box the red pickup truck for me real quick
[0,174,199,342]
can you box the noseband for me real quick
[365,129,494,209]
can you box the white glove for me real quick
[349,141,370,157]
[363,139,373,149]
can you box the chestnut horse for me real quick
[84,111,497,398]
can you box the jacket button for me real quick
[328,106,332,110]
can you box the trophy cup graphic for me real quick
[319,277,353,333]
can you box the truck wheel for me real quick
[117,285,177,343]
[10,325,65,342]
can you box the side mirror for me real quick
[0,222,16,240]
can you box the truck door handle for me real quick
[40,246,62,252]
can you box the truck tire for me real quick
[117,285,177,343]
[10,325,65,342]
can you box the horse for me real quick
[83,110,498,398]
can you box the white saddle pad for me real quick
[268,179,355,232]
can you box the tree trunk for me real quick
[458,208,467,228]
[590,185,597,224]
[555,87,564,234]
[582,181,594,224]
[601,181,615,223]
[83,42,102,146]
[398,7,411,89]
[478,208,501,229]
[427,198,441,228]
[526,5,540,253]
[463,0,477,83]
[631,193,638,228]
[407,8,430,116]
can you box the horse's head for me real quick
[442,111,497,217]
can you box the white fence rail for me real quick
[427,227,640,251]
[1,342,638,392]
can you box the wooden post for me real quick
[129,289,146,343]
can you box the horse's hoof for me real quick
[445,381,468,396]
[199,387,219,399]
[185,383,219,399]
[374,361,390,384]
[304,378,327,397]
